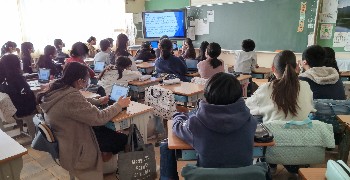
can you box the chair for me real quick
[181,162,268,180]
[0,92,17,131]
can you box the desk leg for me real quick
[0,157,23,180]
[339,129,350,163]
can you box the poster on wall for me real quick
[319,13,337,23]
[322,0,338,13]
[333,0,350,50]
[320,24,333,39]
[333,32,348,47]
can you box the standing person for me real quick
[65,42,96,78]
[54,39,69,64]
[115,33,137,71]
[1,41,17,56]
[196,41,209,62]
[86,36,97,58]
[21,42,34,74]
[134,41,156,62]
[180,38,196,60]
[234,39,259,74]
[36,45,59,77]
[197,42,224,79]
[94,39,112,65]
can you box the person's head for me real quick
[198,41,209,61]
[204,72,242,105]
[159,38,173,60]
[206,42,222,69]
[242,39,255,52]
[302,45,325,69]
[271,50,300,118]
[87,36,96,45]
[44,45,57,59]
[54,39,64,49]
[141,41,151,50]
[159,35,169,42]
[183,38,194,50]
[107,38,114,48]
[21,42,34,58]
[1,41,17,55]
[0,54,22,83]
[37,62,89,104]
[100,39,111,52]
[115,56,132,79]
[70,42,89,58]
[116,33,129,51]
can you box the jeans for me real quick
[160,142,179,180]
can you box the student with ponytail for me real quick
[36,45,59,77]
[246,50,314,124]
[197,42,224,79]
[98,56,141,95]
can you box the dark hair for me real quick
[141,41,151,50]
[37,45,56,68]
[204,72,242,105]
[323,47,339,73]
[160,39,173,60]
[115,33,129,56]
[21,42,34,59]
[302,45,325,67]
[1,41,17,55]
[242,39,255,52]
[207,42,222,68]
[100,39,111,52]
[183,38,196,59]
[107,38,114,44]
[37,62,89,104]
[70,42,89,57]
[115,56,132,79]
[54,39,63,48]
[87,36,96,43]
[271,50,300,118]
[159,35,169,42]
[197,41,209,61]
[0,54,22,87]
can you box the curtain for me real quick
[0,0,22,47]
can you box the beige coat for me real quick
[40,86,121,180]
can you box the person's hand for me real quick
[117,96,131,108]
[99,96,109,105]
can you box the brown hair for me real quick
[271,50,300,118]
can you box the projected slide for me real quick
[144,11,185,38]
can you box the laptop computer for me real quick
[109,84,129,104]
[185,59,199,73]
[150,41,158,49]
[94,61,105,73]
[38,68,50,83]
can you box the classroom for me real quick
[1,0,350,179]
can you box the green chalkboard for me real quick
[188,0,318,53]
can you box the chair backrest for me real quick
[190,77,207,86]
[181,163,268,180]
[145,86,176,120]
[0,92,17,126]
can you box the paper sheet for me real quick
[345,33,350,51]
[319,13,337,23]
[307,33,315,47]
[133,13,142,23]
[195,19,210,35]
[322,0,338,13]
[190,21,195,26]
[207,10,214,22]
[333,32,348,47]
[187,27,195,40]
[320,24,333,39]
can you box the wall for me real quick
[145,0,189,11]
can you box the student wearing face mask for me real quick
[37,62,130,180]
[65,42,96,78]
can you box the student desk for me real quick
[252,78,268,87]
[298,168,326,180]
[167,121,275,160]
[336,115,350,163]
[340,71,350,81]
[112,101,153,142]
[128,78,162,100]
[237,75,252,97]
[252,67,272,79]
[155,82,205,106]
[0,129,27,180]
[136,62,155,75]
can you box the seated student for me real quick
[234,39,259,74]
[134,41,156,62]
[180,38,196,60]
[65,42,96,78]
[86,36,97,58]
[299,45,345,100]
[246,50,314,124]
[324,47,340,74]
[21,42,34,74]
[0,54,37,117]
[115,33,137,71]
[161,72,257,179]
[155,35,169,58]
[37,62,130,180]
[94,39,111,65]
[106,38,116,64]
[196,41,209,62]
[36,45,59,77]
[197,42,225,79]
[54,39,69,64]
[1,41,17,56]
[98,56,141,95]
[155,39,187,81]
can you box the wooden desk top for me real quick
[80,91,101,99]
[341,71,350,77]
[252,67,272,74]
[298,168,326,180]
[155,82,205,96]
[128,77,162,86]
[237,74,252,81]
[112,101,153,122]
[252,78,268,87]
[136,62,155,69]
[0,129,27,164]
[185,72,200,77]
[167,120,275,150]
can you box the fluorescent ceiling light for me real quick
[207,4,213,6]
[227,2,234,4]
[247,0,254,2]
[217,3,223,5]
[238,1,244,3]
[196,5,202,7]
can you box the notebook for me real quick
[109,84,129,102]
[185,59,198,73]
[38,68,50,83]
[94,61,105,73]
